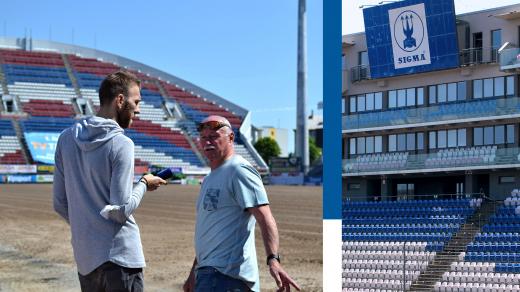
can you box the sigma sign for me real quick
[388,3,431,69]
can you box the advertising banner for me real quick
[24,132,60,165]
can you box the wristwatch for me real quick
[266,254,281,265]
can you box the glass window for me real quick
[438,130,447,148]
[350,96,356,113]
[366,136,374,153]
[406,133,415,151]
[429,86,437,104]
[484,126,494,145]
[495,77,504,97]
[357,137,366,154]
[406,88,415,106]
[458,129,467,147]
[349,138,356,155]
[366,93,374,111]
[359,51,369,66]
[484,78,493,98]
[457,81,466,101]
[389,91,397,108]
[495,125,505,144]
[438,84,447,103]
[499,176,515,184]
[342,98,345,114]
[474,128,483,146]
[448,83,457,102]
[448,129,457,148]
[397,89,406,107]
[397,134,406,151]
[474,79,483,99]
[389,135,397,152]
[491,29,502,49]
[375,136,382,153]
[507,76,515,96]
[417,88,424,105]
[358,95,366,112]
[374,92,383,110]
[429,131,436,149]
[417,132,424,150]
[507,124,515,144]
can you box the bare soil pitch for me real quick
[0,184,322,291]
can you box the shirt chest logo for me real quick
[203,188,220,211]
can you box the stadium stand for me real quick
[0,44,267,174]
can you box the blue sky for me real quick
[2,1,323,154]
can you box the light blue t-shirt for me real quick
[195,155,269,292]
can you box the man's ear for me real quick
[229,131,235,142]
[115,94,125,109]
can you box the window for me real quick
[357,137,366,154]
[429,86,437,104]
[484,78,494,98]
[342,98,346,114]
[348,183,361,190]
[358,95,366,112]
[397,134,406,151]
[349,138,356,155]
[447,83,457,102]
[366,93,374,111]
[448,130,457,148]
[438,130,447,148]
[457,82,466,101]
[474,128,483,146]
[397,89,406,107]
[350,97,356,113]
[474,79,483,99]
[438,84,447,103]
[491,29,502,62]
[406,88,415,106]
[406,133,415,151]
[499,176,515,184]
[484,126,494,145]
[417,88,424,105]
[375,136,382,153]
[374,92,383,110]
[366,136,374,153]
[507,124,515,144]
[429,131,437,149]
[359,51,369,66]
[417,132,424,150]
[495,77,504,97]
[458,129,467,147]
[389,135,397,152]
[495,125,505,144]
[389,91,397,108]
[507,76,515,96]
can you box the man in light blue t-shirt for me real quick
[183,116,300,292]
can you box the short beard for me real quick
[116,101,132,129]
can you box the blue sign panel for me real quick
[363,0,458,79]
[24,132,60,165]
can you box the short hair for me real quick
[98,71,141,106]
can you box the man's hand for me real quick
[268,260,301,291]
[183,270,195,292]
[142,174,167,191]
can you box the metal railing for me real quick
[459,47,498,66]
[500,47,520,70]
[350,65,370,82]
[343,96,520,131]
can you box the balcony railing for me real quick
[343,97,520,131]
[459,47,498,66]
[500,47,520,71]
[350,65,370,82]
[343,146,520,175]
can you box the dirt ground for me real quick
[0,184,322,291]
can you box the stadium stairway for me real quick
[61,54,83,99]
[11,119,31,164]
[409,200,499,291]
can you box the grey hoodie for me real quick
[53,116,147,275]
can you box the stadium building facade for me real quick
[0,37,268,183]
[343,3,520,201]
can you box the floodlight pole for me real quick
[296,0,309,174]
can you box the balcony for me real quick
[500,47,520,71]
[350,65,370,82]
[343,146,520,176]
[459,47,498,66]
[343,97,520,131]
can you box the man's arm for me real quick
[183,257,197,292]
[105,138,166,223]
[52,136,69,223]
[249,205,301,291]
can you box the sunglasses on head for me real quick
[197,120,232,132]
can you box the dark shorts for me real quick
[78,261,144,292]
[195,266,251,292]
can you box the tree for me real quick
[254,137,281,164]
[309,137,322,164]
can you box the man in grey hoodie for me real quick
[53,71,166,292]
